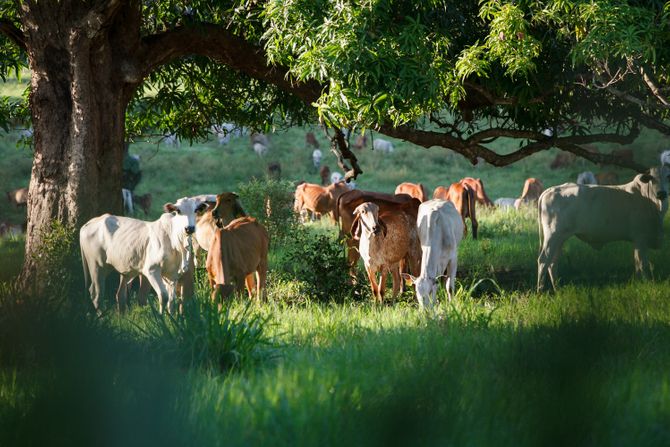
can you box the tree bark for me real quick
[19,2,139,285]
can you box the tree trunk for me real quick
[19,3,138,287]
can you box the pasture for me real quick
[1,126,670,445]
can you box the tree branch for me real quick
[639,65,670,107]
[0,18,26,52]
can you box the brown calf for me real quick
[394,182,428,202]
[294,181,349,221]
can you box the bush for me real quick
[275,226,365,303]
[237,178,299,246]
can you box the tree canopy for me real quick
[2,0,670,173]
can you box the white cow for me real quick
[576,171,598,185]
[537,165,670,291]
[373,138,395,153]
[312,149,323,169]
[253,143,268,157]
[80,197,207,314]
[403,199,464,308]
[494,198,517,209]
[330,171,343,184]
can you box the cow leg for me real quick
[178,259,195,302]
[137,275,149,306]
[378,269,388,303]
[115,275,130,313]
[144,269,169,314]
[365,266,380,302]
[446,256,458,303]
[390,264,401,299]
[89,266,108,315]
[257,256,268,302]
[537,233,566,292]
[245,274,256,300]
[634,246,650,279]
[347,238,361,281]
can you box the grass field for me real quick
[2,95,670,444]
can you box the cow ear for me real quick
[351,214,361,240]
[164,203,176,213]
[231,192,239,198]
[196,203,208,213]
[640,173,653,183]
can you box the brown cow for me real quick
[294,181,349,222]
[433,183,478,239]
[595,171,620,185]
[352,202,421,303]
[460,177,493,207]
[514,178,545,209]
[353,134,368,150]
[335,190,421,281]
[394,182,428,202]
[133,193,152,215]
[7,187,28,207]
[550,152,576,170]
[319,165,331,186]
[305,132,319,149]
[206,216,269,303]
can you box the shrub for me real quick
[237,178,298,246]
[275,226,365,303]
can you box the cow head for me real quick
[352,202,385,239]
[638,166,670,210]
[164,197,208,235]
[402,274,439,309]
[212,192,246,226]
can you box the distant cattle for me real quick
[267,162,281,179]
[122,188,134,214]
[330,171,343,184]
[433,183,477,239]
[133,193,153,215]
[373,138,394,153]
[352,202,420,303]
[611,148,634,164]
[312,149,323,169]
[596,171,620,185]
[305,132,319,149]
[550,152,576,170]
[402,199,465,307]
[460,177,493,207]
[7,187,28,207]
[253,143,268,157]
[335,190,420,277]
[353,134,367,150]
[514,178,544,209]
[294,181,349,222]
[494,198,517,209]
[395,182,428,202]
[80,197,207,314]
[0,221,23,238]
[206,211,269,303]
[661,150,670,167]
[319,165,331,186]
[537,165,670,291]
[576,171,597,185]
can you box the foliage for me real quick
[275,225,364,302]
[237,177,299,246]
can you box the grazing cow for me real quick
[460,177,493,207]
[576,171,598,185]
[133,193,153,215]
[267,162,281,179]
[7,187,28,207]
[550,152,576,170]
[80,197,207,314]
[352,202,420,303]
[373,138,394,153]
[331,171,343,184]
[353,134,367,150]
[495,198,517,209]
[402,199,465,307]
[433,183,477,239]
[122,188,134,214]
[395,182,429,202]
[514,178,544,209]
[537,165,670,291]
[293,182,349,222]
[596,171,619,185]
[305,132,319,149]
[250,132,269,146]
[335,190,421,278]
[312,149,323,169]
[206,206,269,303]
[253,143,268,157]
[319,165,331,186]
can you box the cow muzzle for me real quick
[372,226,381,235]
[185,226,195,235]
[657,191,668,200]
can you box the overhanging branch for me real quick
[0,18,26,51]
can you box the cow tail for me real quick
[81,243,90,293]
[537,194,543,255]
[334,192,344,235]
